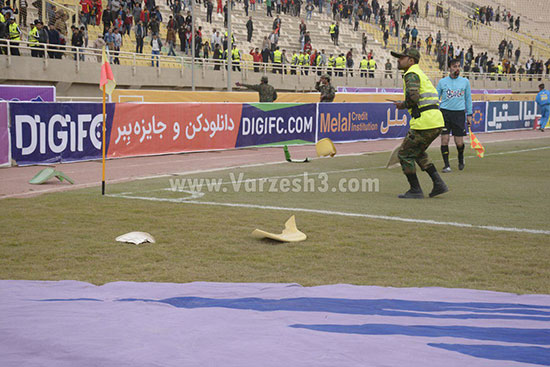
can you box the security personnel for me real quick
[273,46,282,74]
[329,22,336,44]
[360,56,369,78]
[335,53,345,77]
[231,44,241,71]
[236,76,278,102]
[536,83,550,132]
[327,54,335,76]
[390,47,448,199]
[29,21,41,57]
[291,51,299,75]
[8,17,21,56]
[367,58,377,78]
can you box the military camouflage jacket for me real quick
[243,83,278,102]
[315,82,336,102]
[403,71,421,108]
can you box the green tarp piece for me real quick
[29,168,74,185]
[283,145,309,163]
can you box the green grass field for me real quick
[1,137,549,294]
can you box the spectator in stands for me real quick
[305,1,313,20]
[91,34,105,62]
[54,9,68,37]
[47,20,62,59]
[266,0,273,17]
[383,28,388,48]
[411,25,418,44]
[299,19,306,36]
[71,25,84,60]
[140,7,150,36]
[112,27,122,64]
[203,0,212,22]
[425,34,433,55]
[514,47,520,65]
[166,23,177,56]
[151,32,162,66]
[149,14,160,35]
[250,47,261,71]
[362,33,367,55]
[514,16,520,32]
[273,15,281,35]
[134,19,144,53]
[385,58,392,78]
[246,16,253,42]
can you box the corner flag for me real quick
[100,47,116,95]
[469,127,485,158]
[100,47,116,195]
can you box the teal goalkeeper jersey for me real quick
[436,75,473,115]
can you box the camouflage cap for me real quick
[321,74,331,80]
[261,76,269,83]
[390,47,421,62]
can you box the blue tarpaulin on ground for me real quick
[1,280,549,366]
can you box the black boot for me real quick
[441,145,450,170]
[426,164,449,197]
[457,144,465,170]
[398,173,424,199]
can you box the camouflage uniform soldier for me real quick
[315,74,336,102]
[390,48,448,199]
[236,76,278,102]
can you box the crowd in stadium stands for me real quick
[1,0,549,78]
[471,4,521,32]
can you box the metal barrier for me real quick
[2,39,549,91]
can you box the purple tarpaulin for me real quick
[0,84,56,102]
[0,102,9,166]
[1,280,549,367]
[337,87,513,95]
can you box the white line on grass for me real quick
[108,193,550,235]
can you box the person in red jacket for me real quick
[250,47,262,72]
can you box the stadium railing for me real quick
[2,39,549,91]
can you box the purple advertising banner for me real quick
[0,85,56,102]
[235,103,316,147]
[10,102,115,166]
[0,102,9,166]
[318,103,410,142]
[338,87,512,95]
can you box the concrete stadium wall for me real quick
[2,55,546,99]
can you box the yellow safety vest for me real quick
[368,59,376,70]
[232,48,240,61]
[0,13,5,23]
[360,59,368,69]
[273,50,282,63]
[403,64,444,130]
[316,54,321,65]
[29,27,39,46]
[292,53,299,64]
[497,65,503,74]
[328,57,335,67]
[336,56,345,68]
[329,24,336,34]
[9,23,21,41]
[301,55,309,66]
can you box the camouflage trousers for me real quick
[398,128,443,174]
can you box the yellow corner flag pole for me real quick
[102,85,106,195]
